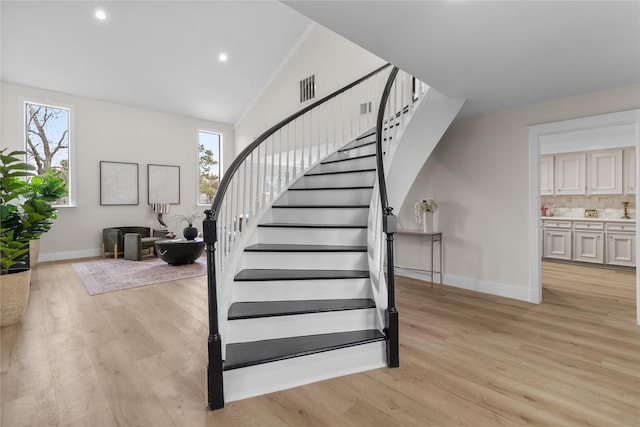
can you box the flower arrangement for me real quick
[170,211,205,227]
[414,198,437,224]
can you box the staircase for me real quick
[204,64,461,409]
[222,129,387,402]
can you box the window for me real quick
[24,100,72,206]
[198,130,222,205]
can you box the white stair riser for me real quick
[337,144,376,158]
[241,251,367,270]
[232,278,372,302]
[255,227,366,246]
[283,188,372,205]
[340,134,376,149]
[271,207,369,225]
[312,157,376,174]
[224,340,386,403]
[325,145,376,162]
[227,309,377,342]
[293,171,375,188]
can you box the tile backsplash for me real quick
[541,195,635,218]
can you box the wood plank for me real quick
[0,258,637,426]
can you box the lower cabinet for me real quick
[543,229,572,260]
[606,232,636,267]
[573,230,604,263]
[542,219,636,267]
[572,221,604,264]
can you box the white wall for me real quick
[1,82,234,261]
[234,25,385,152]
[396,84,640,300]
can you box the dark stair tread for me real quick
[234,269,370,281]
[288,186,373,191]
[224,329,385,370]
[245,244,366,252]
[305,168,376,177]
[338,140,376,153]
[271,204,369,209]
[258,223,367,229]
[228,298,376,320]
[321,153,376,165]
[357,128,376,139]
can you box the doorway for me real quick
[528,109,640,324]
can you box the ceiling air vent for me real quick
[299,75,316,103]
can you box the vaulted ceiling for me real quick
[285,0,640,117]
[1,1,312,124]
[2,1,638,125]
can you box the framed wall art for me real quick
[100,161,139,205]
[148,164,180,204]
[584,208,598,218]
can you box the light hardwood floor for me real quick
[1,259,638,426]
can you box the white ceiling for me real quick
[284,0,640,117]
[0,1,312,124]
[2,1,638,126]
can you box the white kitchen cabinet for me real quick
[624,147,635,195]
[573,230,604,263]
[555,152,586,195]
[540,155,554,195]
[543,228,572,260]
[606,233,636,267]
[587,149,622,195]
[606,222,636,267]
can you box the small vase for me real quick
[183,225,198,240]
[423,212,433,233]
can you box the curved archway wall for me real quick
[529,109,640,325]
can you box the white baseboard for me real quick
[39,248,101,262]
[394,267,533,303]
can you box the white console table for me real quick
[396,230,443,286]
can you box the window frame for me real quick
[196,129,223,207]
[21,97,76,207]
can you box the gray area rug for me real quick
[73,255,207,295]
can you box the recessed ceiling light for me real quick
[95,9,107,20]
[218,53,228,62]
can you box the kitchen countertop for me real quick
[541,216,635,222]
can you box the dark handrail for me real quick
[375,66,399,210]
[375,66,400,368]
[205,63,393,410]
[210,63,392,220]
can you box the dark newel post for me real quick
[203,209,224,410]
[383,206,399,368]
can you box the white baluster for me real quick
[248,151,254,222]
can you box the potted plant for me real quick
[415,198,438,232]
[24,169,66,266]
[1,149,35,326]
[0,149,66,326]
[172,211,205,240]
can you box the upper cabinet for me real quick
[586,149,622,195]
[555,152,586,195]
[624,147,636,195]
[540,155,554,195]
[542,147,634,195]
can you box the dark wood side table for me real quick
[396,230,443,286]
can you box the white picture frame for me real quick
[148,164,180,204]
[100,161,139,205]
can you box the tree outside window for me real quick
[24,101,71,205]
[198,131,221,205]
